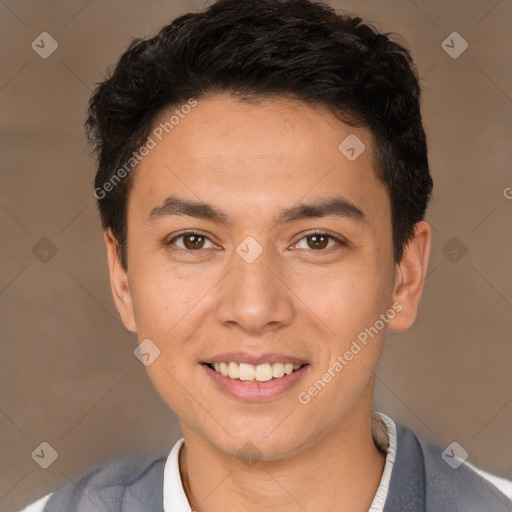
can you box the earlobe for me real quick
[104,229,137,332]
[387,221,431,332]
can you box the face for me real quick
[106,93,429,461]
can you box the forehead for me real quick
[147,94,369,162]
[128,94,388,225]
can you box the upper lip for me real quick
[203,352,308,366]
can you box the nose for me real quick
[214,248,295,334]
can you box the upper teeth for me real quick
[212,362,302,382]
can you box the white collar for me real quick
[163,411,397,512]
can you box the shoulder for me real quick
[78,452,166,485]
[397,424,512,511]
[17,494,52,512]
[28,454,166,511]
[467,464,512,501]
[60,452,166,490]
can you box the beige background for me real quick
[1,0,511,510]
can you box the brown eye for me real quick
[306,234,329,250]
[167,231,215,252]
[293,232,346,251]
[183,234,205,250]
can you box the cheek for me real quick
[129,259,215,339]
[289,258,386,337]
[128,266,213,415]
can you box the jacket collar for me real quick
[383,423,426,512]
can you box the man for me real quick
[20,0,512,510]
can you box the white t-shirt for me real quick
[19,412,512,512]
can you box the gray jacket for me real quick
[44,423,512,511]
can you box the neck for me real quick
[178,403,386,512]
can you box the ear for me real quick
[104,229,137,333]
[387,221,431,332]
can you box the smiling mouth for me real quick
[205,362,305,382]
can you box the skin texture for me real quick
[104,94,431,511]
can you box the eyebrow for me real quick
[148,194,366,226]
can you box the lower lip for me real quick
[202,363,309,402]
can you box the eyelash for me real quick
[165,229,347,253]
